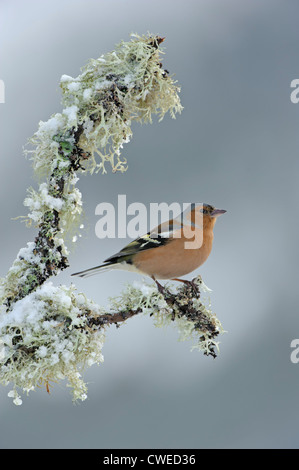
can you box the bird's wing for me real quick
[104,219,183,264]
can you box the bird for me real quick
[71,203,226,292]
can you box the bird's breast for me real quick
[133,231,214,280]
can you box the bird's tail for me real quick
[71,262,117,278]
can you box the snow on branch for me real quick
[0,277,223,405]
[0,33,224,405]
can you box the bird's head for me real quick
[184,203,226,229]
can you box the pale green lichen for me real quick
[26,33,182,178]
[119,276,224,357]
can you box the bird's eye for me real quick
[200,208,209,215]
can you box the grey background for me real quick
[0,0,299,449]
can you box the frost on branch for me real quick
[0,33,224,406]
[0,276,223,405]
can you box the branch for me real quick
[0,33,224,406]
[0,276,224,405]
[0,33,182,308]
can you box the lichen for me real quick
[0,282,106,404]
[26,33,182,178]
[0,277,223,405]
[121,276,224,357]
[1,32,182,307]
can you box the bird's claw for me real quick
[155,280,165,294]
[186,279,200,295]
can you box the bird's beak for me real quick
[210,208,226,218]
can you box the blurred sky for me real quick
[0,0,299,449]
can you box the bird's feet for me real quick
[172,278,200,296]
[154,279,165,295]
[152,276,200,297]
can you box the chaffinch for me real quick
[72,203,226,291]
